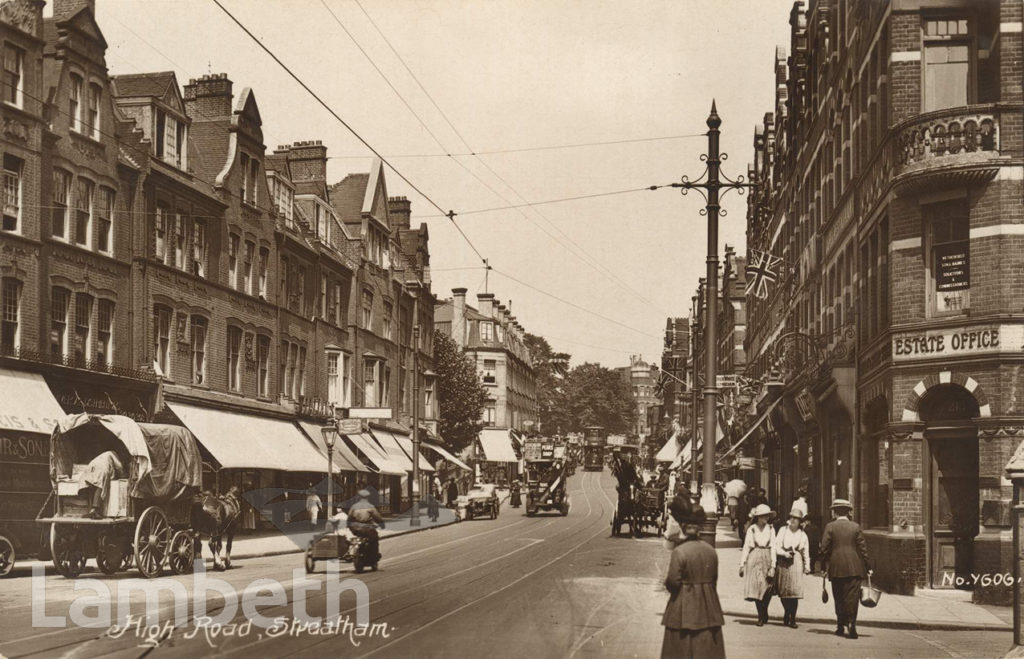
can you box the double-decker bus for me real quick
[582,426,606,472]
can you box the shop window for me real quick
[2,153,21,233]
[923,18,971,112]
[227,326,242,391]
[190,316,207,385]
[0,277,21,354]
[257,334,270,398]
[926,201,969,315]
[96,300,113,367]
[73,293,92,365]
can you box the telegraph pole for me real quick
[411,290,421,527]
[674,102,753,546]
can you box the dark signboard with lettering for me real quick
[936,241,970,291]
[45,377,155,422]
[0,430,51,556]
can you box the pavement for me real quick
[714,522,1013,632]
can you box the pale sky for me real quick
[90,0,796,367]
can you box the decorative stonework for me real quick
[901,370,991,422]
[2,117,28,142]
[0,2,38,36]
[72,139,102,161]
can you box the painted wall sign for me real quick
[892,324,1024,361]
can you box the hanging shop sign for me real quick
[892,323,1024,362]
[935,241,970,292]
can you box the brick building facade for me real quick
[743,0,1023,603]
[0,0,438,530]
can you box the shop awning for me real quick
[422,441,472,471]
[0,368,66,434]
[296,421,370,473]
[386,430,435,472]
[718,397,783,463]
[368,429,417,473]
[168,403,328,472]
[655,431,681,463]
[344,432,405,476]
[479,428,518,463]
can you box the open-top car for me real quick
[458,483,500,520]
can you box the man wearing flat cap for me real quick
[820,498,872,639]
[348,489,385,562]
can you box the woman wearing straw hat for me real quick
[820,498,872,639]
[739,503,776,626]
[661,495,725,658]
[774,507,811,628]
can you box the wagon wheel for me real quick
[134,507,170,578]
[0,534,14,577]
[51,525,86,578]
[95,533,124,576]
[167,531,195,575]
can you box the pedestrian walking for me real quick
[661,495,725,658]
[739,503,776,626]
[774,507,811,628]
[820,498,872,639]
[429,475,442,522]
[446,477,459,507]
[305,485,322,531]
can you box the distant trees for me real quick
[556,362,638,435]
[524,333,570,433]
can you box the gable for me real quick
[362,158,389,226]
[233,87,263,145]
[160,77,185,115]
[63,7,107,50]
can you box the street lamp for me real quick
[674,101,753,546]
[321,423,338,522]
[411,290,422,527]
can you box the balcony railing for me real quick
[896,106,999,168]
[0,346,158,381]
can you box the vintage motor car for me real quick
[458,483,500,520]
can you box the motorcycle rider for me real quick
[348,489,385,562]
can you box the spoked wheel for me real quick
[134,507,170,578]
[51,525,86,578]
[0,534,15,577]
[95,533,124,576]
[167,531,195,575]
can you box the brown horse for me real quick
[192,486,242,570]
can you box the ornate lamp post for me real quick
[674,102,753,546]
[321,423,338,521]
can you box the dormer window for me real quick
[155,108,187,170]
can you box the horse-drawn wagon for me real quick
[36,414,203,578]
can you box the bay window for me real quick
[926,201,969,315]
[923,18,971,112]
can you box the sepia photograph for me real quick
[0,0,1020,657]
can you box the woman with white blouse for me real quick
[774,507,812,628]
[739,503,776,626]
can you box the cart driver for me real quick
[82,450,126,519]
[348,489,385,558]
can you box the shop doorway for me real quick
[921,385,979,589]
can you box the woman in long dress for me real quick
[661,495,725,658]
[774,507,811,628]
[739,503,776,626]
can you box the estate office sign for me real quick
[892,324,1023,362]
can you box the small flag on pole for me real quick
[745,250,782,300]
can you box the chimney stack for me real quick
[184,73,233,121]
[388,196,411,231]
[478,293,495,319]
[451,288,467,348]
[281,140,328,188]
[53,0,95,21]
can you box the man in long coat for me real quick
[819,498,872,639]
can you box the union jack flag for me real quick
[745,250,782,300]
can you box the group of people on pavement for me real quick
[660,489,873,657]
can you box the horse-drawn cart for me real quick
[36,414,203,578]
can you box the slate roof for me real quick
[110,72,176,99]
[329,173,369,223]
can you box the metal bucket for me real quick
[860,574,882,608]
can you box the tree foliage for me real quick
[549,362,637,435]
[433,332,489,453]
[523,333,571,433]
